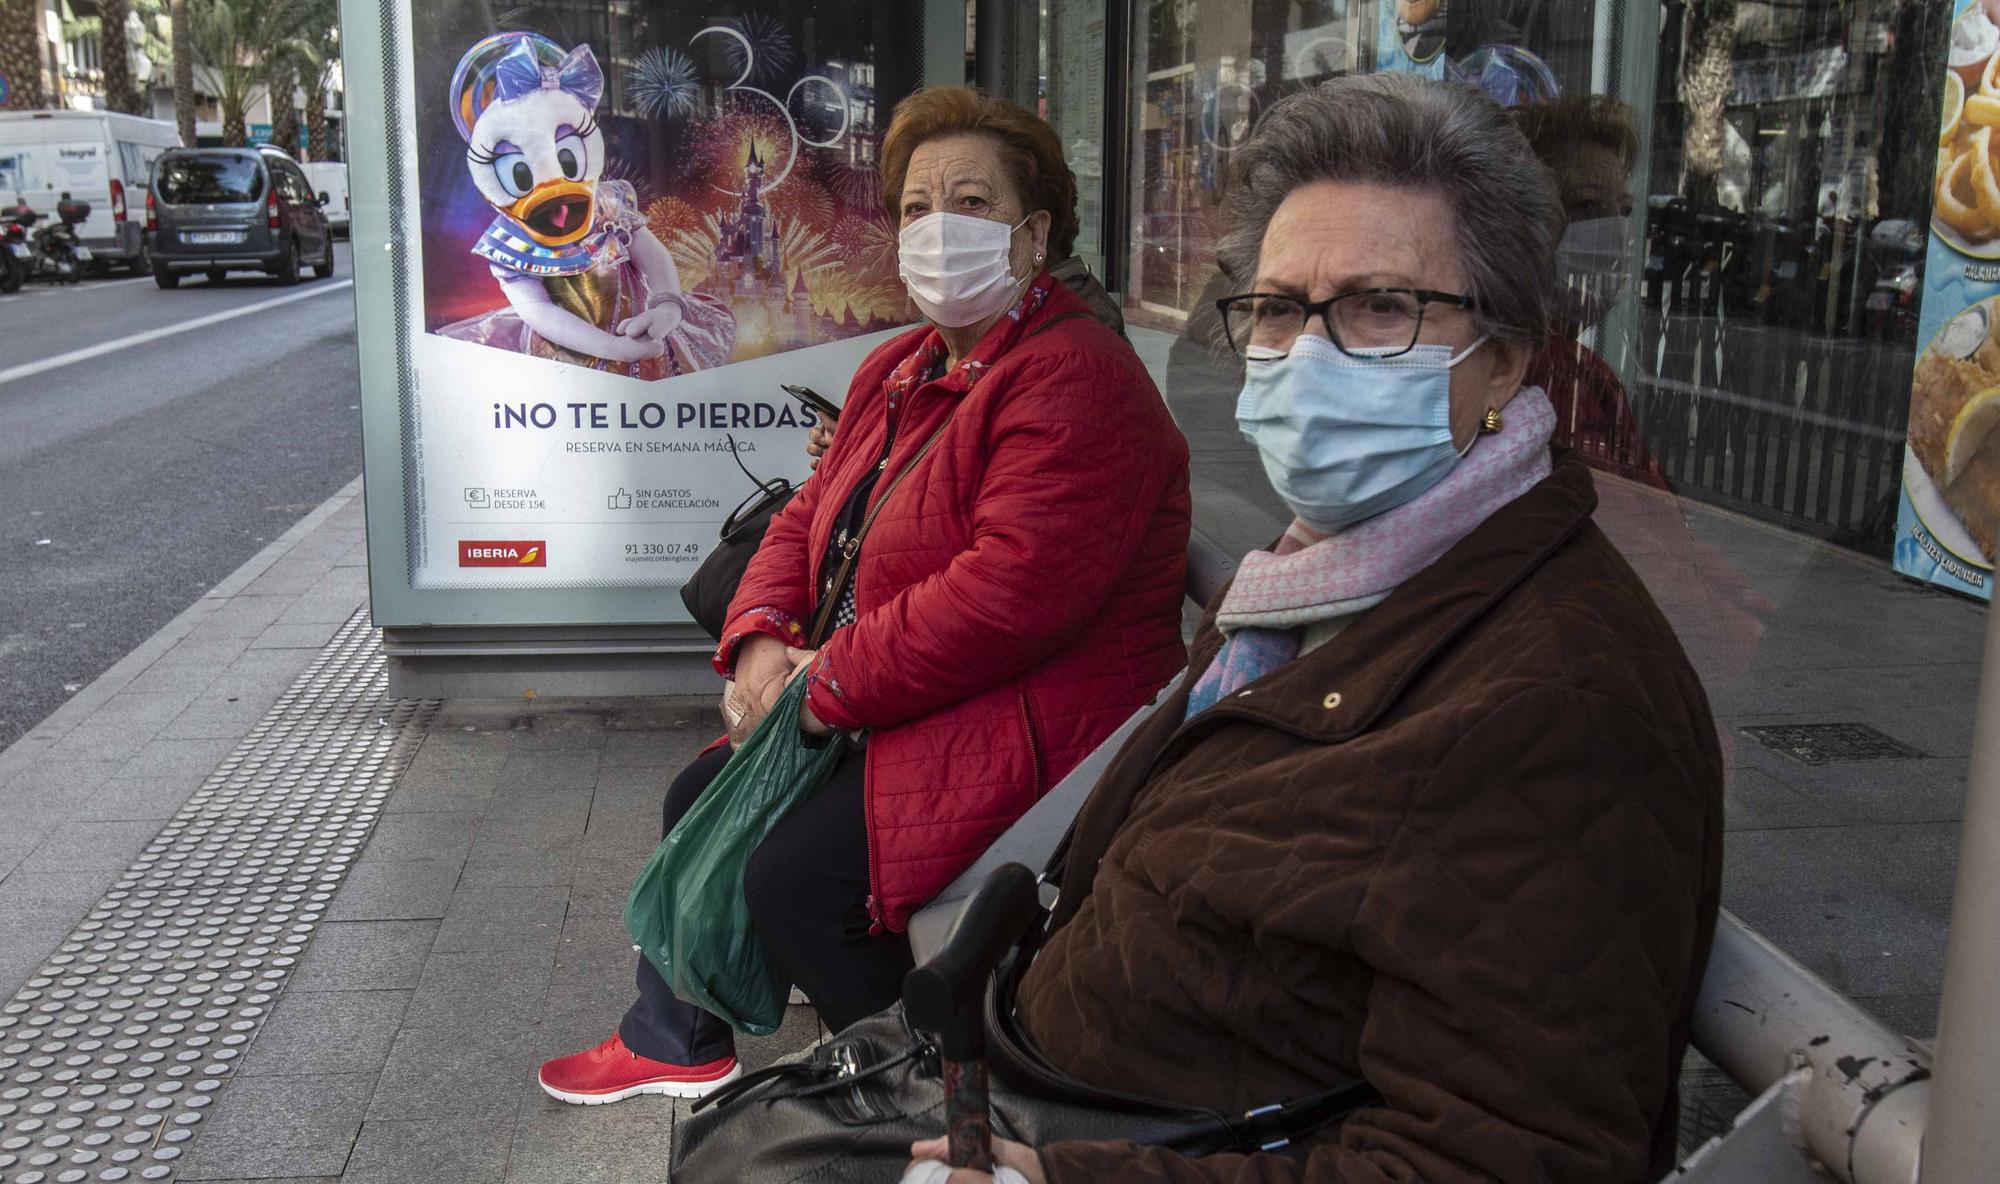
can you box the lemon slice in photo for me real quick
[1946,388,2000,485]
[1947,72,1968,144]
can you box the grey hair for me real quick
[1217,73,1563,349]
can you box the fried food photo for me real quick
[1937,2,2000,249]
[1910,302,2000,559]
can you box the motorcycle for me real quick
[0,201,26,294]
[1861,219,1925,343]
[5,194,93,286]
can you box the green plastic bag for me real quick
[623,674,848,1035]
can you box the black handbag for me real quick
[681,409,957,645]
[670,936,1378,1181]
[680,438,797,640]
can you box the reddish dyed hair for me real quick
[879,85,1080,259]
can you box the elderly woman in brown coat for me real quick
[910,72,1723,1184]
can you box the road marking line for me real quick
[0,279,354,388]
[0,275,152,300]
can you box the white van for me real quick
[0,109,181,273]
[299,161,349,235]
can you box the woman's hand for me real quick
[784,647,833,736]
[807,421,835,470]
[904,1137,1046,1184]
[729,635,794,745]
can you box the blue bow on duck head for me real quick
[494,39,602,110]
[450,32,604,141]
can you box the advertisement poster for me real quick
[395,2,917,592]
[1895,0,2000,600]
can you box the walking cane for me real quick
[903,863,1042,1172]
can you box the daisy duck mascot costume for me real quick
[443,32,733,378]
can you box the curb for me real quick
[0,474,365,786]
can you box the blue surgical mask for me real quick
[1235,333,1486,531]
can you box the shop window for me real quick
[1071,0,1952,568]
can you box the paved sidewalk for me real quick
[0,481,825,1184]
[0,438,1987,1181]
[0,477,370,996]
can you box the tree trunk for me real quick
[268,70,297,153]
[0,0,51,110]
[305,74,327,160]
[222,94,245,146]
[99,0,142,114]
[1680,0,1739,210]
[170,0,194,143]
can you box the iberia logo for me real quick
[458,540,546,567]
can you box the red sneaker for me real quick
[537,1033,741,1104]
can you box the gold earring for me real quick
[1481,407,1503,434]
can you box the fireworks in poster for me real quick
[412,4,916,382]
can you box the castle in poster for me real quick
[692,140,900,357]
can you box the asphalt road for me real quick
[0,242,361,748]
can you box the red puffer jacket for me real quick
[716,277,1191,932]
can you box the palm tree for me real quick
[299,0,337,159]
[64,0,161,115]
[183,0,299,146]
[266,57,298,151]
[98,0,142,113]
[262,19,320,150]
[0,0,51,111]
[170,0,193,142]
[261,34,316,153]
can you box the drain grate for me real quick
[1741,722,1926,766]
[0,612,434,1183]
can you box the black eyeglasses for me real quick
[1216,288,1478,360]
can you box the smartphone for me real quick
[780,383,842,423]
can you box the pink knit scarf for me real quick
[1216,386,1557,634]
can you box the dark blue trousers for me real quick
[618,741,912,1065]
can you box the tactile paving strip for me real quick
[0,611,435,1183]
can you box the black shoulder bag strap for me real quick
[805,415,952,648]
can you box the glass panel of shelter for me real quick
[1026,0,1979,1158]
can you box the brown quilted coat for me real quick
[1015,453,1724,1184]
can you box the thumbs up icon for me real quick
[608,488,634,510]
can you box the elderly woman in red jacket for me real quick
[538,86,1192,1105]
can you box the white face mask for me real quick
[898,211,1030,327]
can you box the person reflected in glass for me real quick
[893,74,1722,1184]
[1515,95,1769,678]
[536,86,1192,1106]
[1515,95,1671,489]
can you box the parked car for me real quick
[147,145,335,288]
[298,161,349,236]
[0,108,179,275]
